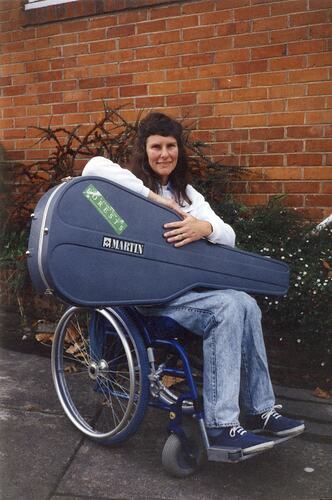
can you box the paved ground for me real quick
[0,306,331,500]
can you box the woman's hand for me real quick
[164,213,213,247]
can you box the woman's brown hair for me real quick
[129,112,191,205]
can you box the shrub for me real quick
[216,198,332,387]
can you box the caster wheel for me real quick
[162,427,205,478]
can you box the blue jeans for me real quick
[138,289,275,428]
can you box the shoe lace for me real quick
[230,425,247,437]
[261,404,283,429]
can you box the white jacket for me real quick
[82,156,236,247]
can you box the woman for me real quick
[82,112,304,454]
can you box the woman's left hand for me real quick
[164,213,213,247]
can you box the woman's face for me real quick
[145,135,179,185]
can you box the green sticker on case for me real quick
[83,184,128,235]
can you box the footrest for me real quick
[207,445,266,463]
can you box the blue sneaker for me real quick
[208,425,274,455]
[246,405,305,437]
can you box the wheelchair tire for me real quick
[162,426,205,478]
[51,306,150,444]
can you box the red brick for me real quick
[166,94,197,106]
[251,44,286,60]
[106,74,133,86]
[150,4,181,19]
[270,27,308,43]
[51,57,77,70]
[26,104,52,116]
[284,182,320,193]
[63,114,90,125]
[149,56,180,71]
[89,40,116,53]
[136,46,166,59]
[287,153,323,165]
[37,70,63,83]
[308,81,332,95]
[215,102,249,115]
[306,139,332,151]
[251,72,287,87]
[199,116,232,129]
[215,48,250,63]
[270,55,306,71]
[199,37,233,53]
[287,126,324,138]
[253,15,288,32]
[307,111,332,124]
[250,128,284,140]
[52,103,77,115]
[215,75,248,90]
[288,39,326,55]
[38,93,63,105]
[268,112,305,126]
[134,70,164,84]
[3,106,26,118]
[118,8,148,24]
[166,68,198,81]
[269,84,306,99]
[265,167,302,180]
[63,90,89,102]
[200,10,232,25]
[181,79,213,92]
[322,183,332,194]
[308,52,332,68]
[249,155,284,166]
[120,60,148,74]
[271,0,307,15]
[288,97,325,111]
[290,10,329,26]
[198,90,232,104]
[120,84,147,97]
[183,53,214,67]
[107,24,135,37]
[119,34,149,49]
[268,140,303,153]
[79,77,105,89]
[198,64,232,78]
[13,95,39,106]
[289,67,329,83]
[231,142,265,154]
[234,32,269,48]
[150,30,181,44]
[233,114,267,127]
[310,23,332,38]
[303,167,332,179]
[135,96,165,108]
[232,87,267,101]
[136,19,165,34]
[50,34,78,48]
[216,129,249,141]
[235,4,270,21]
[78,100,105,113]
[148,81,179,95]
[234,60,268,74]
[250,100,285,114]
[306,194,332,206]
[52,80,77,92]
[62,19,89,34]
[2,85,25,97]
[183,1,215,14]
[78,28,107,43]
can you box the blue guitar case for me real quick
[27,176,289,306]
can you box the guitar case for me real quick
[27,176,289,306]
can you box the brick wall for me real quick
[1,0,331,219]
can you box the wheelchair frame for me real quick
[51,305,303,478]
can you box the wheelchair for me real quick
[51,304,301,478]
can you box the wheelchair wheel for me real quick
[162,425,205,478]
[51,306,150,444]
